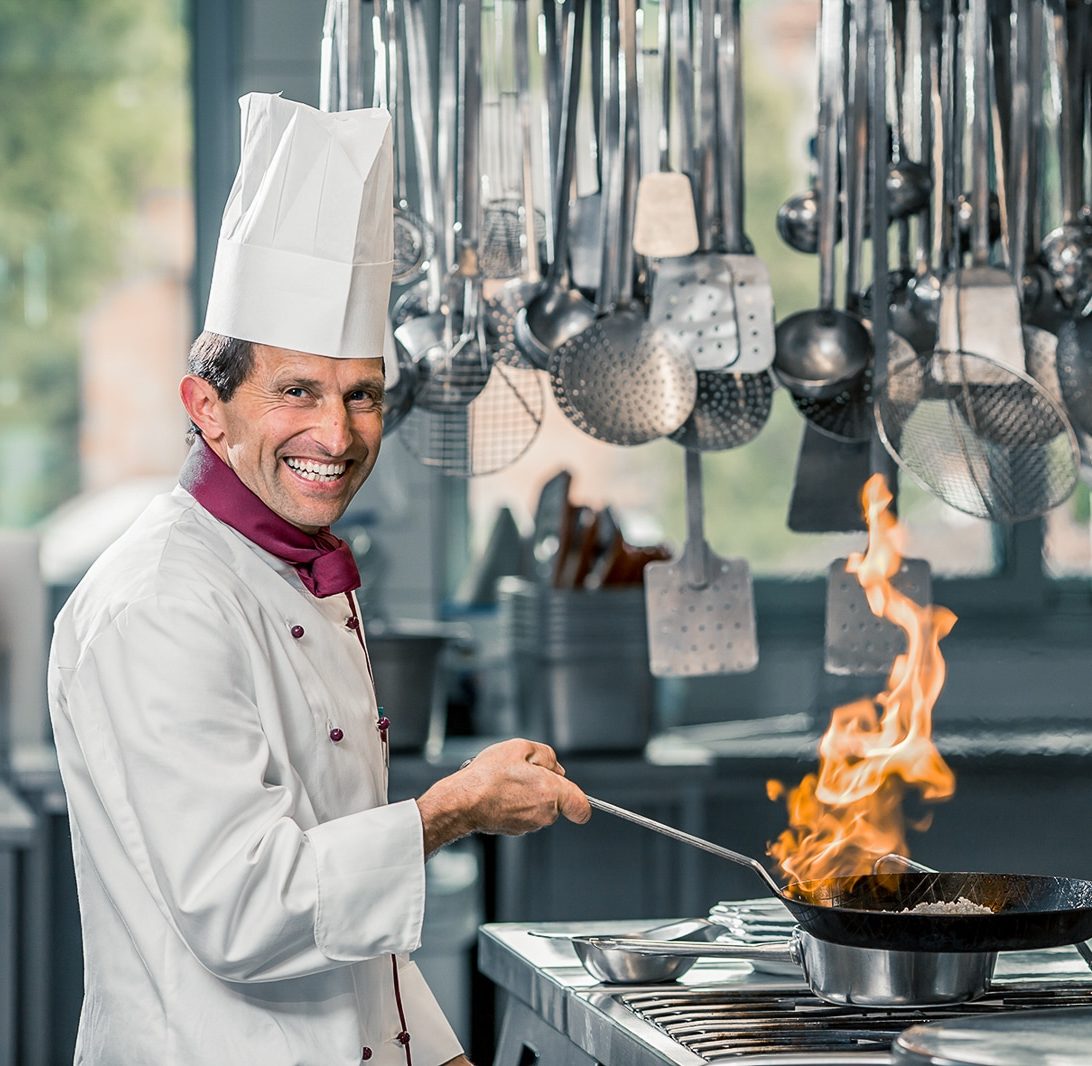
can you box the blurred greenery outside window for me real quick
[0,0,190,529]
[464,0,1090,585]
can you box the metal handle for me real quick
[587,796,784,897]
[816,0,844,311]
[583,935,797,964]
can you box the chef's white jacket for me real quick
[48,485,463,1065]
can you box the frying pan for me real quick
[587,797,1092,953]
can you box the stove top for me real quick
[480,922,1092,1066]
[620,983,1092,1061]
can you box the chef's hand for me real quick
[416,739,591,856]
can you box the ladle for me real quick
[774,0,872,401]
[514,0,596,368]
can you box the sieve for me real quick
[397,361,543,478]
[875,340,1079,523]
[549,0,696,447]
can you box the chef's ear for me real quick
[180,374,227,442]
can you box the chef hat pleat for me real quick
[204,92,394,361]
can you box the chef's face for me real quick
[184,344,385,532]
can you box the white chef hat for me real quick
[204,92,394,360]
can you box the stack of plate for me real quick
[707,897,800,976]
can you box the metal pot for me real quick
[586,928,998,1007]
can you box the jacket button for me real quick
[345,615,360,630]
[361,1048,372,1061]
[290,625,305,639]
[329,727,344,743]
[397,1031,411,1046]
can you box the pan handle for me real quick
[580,934,797,964]
[586,796,784,897]
[872,852,935,874]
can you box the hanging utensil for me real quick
[1040,0,1092,314]
[665,0,774,450]
[644,447,758,677]
[647,0,774,376]
[774,0,872,402]
[399,0,545,477]
[515,0,597,368]
[936,0,1025,379]
[484,0,548,366]
[824,0,932,678]
[380,0,434,286]
[549,0,697,447]
[631,0,699,259]
[877,2,1080,524]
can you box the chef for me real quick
[47,92,590,1066]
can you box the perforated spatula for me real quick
[645,448,758,677]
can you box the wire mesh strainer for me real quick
[398,362,544,477]
[875,346,1080,522]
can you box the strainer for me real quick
[876,344,1079,522]
[398,361,544,478]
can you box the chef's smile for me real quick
[282,456,350,484]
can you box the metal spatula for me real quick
[645,449,758,677]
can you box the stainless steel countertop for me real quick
[479,921,1092,1066]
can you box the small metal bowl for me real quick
[571,937,697,984]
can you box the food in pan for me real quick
[900,897,994,915]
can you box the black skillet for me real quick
[587,797,1092,953]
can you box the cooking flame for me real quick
[767,474,957,886]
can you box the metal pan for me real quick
[587,797,1092,953]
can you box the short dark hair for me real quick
[185,332,255,441]
[187,331,255,401]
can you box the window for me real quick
[0,0,191,529]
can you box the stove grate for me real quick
[621,984,1092,1060]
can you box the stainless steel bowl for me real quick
[571,936,698,983]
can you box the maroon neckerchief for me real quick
[179,437,360,598]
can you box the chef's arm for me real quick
[415,738,591,856]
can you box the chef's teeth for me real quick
[285,458,346,481]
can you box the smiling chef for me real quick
[47,92,590,1066]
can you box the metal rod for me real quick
[586,795,783,896]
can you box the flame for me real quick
[767,474,957,887]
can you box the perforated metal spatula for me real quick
[645,448,758,677]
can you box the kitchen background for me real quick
[2,0,1092,1062]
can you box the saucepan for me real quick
[583,927,999,1007]
[587,797,1092,953]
